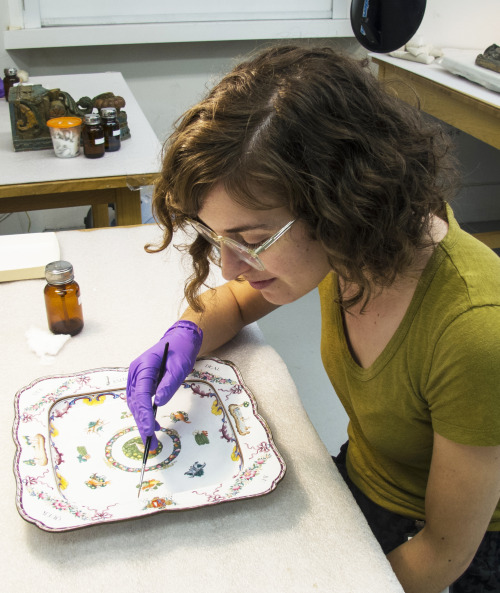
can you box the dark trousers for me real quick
[333,443,500,592]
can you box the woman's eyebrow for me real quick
[224,223,273,234]
[197,217,273,235]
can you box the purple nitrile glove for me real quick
[127,320,203,449]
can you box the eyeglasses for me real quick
[186,217,296,271]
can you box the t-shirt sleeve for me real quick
[425,305,500,446]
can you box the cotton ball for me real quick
[17,69,29,83]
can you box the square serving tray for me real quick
[13,358,286,531]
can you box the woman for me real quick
[127,45,500,592]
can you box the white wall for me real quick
[417,0,499,49]
[1,0,499,234]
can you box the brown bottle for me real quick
[44,261,84,336]
[3,67,20,101]
[82,113,105,158]
[101,107,121,152]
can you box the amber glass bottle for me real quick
[82,113,105,158]
[44,261,84,336]
[101,107,121,152]
[3,67,20,101]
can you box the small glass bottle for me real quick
[44,261,84,336]
[3,67,20,101]
[101,107,121,152]
[82,113,105,158]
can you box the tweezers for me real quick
[137,342,169,497]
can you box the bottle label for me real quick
[113,130,121,136]
[95,137,105,145]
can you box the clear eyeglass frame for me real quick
[186,218,296,271]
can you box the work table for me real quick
[0,224,403,593]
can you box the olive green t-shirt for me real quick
[319,205,500,529]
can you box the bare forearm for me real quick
[387,528,472,593]
[181,285,244,355]
[389,434,500,592]
[180,280,278,356]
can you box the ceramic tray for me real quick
[13,358,286,532]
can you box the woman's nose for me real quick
[220,244,252,281]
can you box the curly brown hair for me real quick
[147,44,459,311]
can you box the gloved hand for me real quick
[127,320,203,448]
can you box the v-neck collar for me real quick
[334,204,457,380]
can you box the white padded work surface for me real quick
[0,224,403,593]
